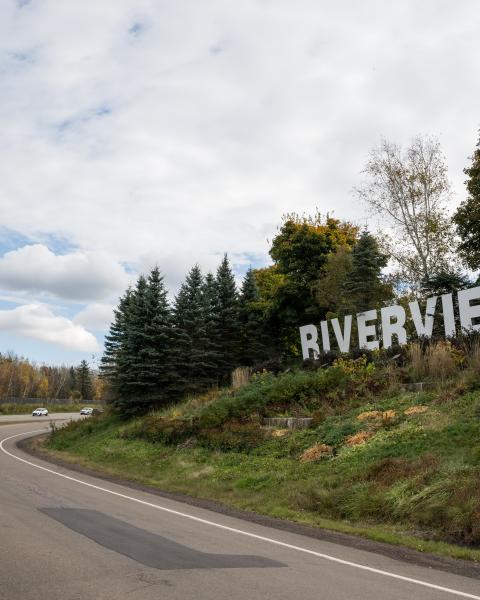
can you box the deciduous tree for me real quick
[355,136,457,287]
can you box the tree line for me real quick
[100,256,277,415]
[0,354,100,401]
[102,131,480,415]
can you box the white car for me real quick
[32,408,49,417]
[80,407,94,416]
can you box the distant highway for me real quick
[1,417,479,600]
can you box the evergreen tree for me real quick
[114,269,172,415]
[238,268,270,365]
[343,231,391,313]
[202,272,222,375]
[454,132,480,270]
[170,265,218,397]
[100,288,132,392]
[213,255,240,382]
[114,275,149,408]
[68,366,77,397]
[76,360,93,400]
[421,269,471,297]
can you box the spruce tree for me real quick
[100,288,132,392]
[343,231,390,313]
[213,254,240,382]
[238,268,269,365]
[68,365,78,398]
[76,360,93,400]
[114,275,149,409]
[114,269,172,415]
[202,272,222,376]
[142,266,173,401]
[454,132,480,270]
[170,265,218,398]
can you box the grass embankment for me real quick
[0,403,99,415]
[45,350,480,561]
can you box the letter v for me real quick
[331,316,352,353]
[409,296,437,338]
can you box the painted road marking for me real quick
[1,429,480,600]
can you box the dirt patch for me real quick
[299,443,333,463]
[345,431,374,446]
[357,410,382,422]
[404,405,428,416]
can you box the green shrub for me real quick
[197,420,267,451]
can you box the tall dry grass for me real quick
[468,340,480,374]
[408,341,458,382]
[425,342,457,381]
[408,342,426,380]
[231,366,252,390]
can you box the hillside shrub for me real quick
[197,420,267,451]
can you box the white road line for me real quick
[1,429,479,600]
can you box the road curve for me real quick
[1,418,479,600]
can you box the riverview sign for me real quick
[300,286,480,360]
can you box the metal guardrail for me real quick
[0,397,97,405]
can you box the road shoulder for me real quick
[16,432,480,582]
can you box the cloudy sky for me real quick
[0,0,479,366]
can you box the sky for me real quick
[0,0,479,366]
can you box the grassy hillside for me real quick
[45,344,480,560]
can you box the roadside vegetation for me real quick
[25,132,480,561]
[46,341,480,561]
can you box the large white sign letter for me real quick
[458,286,480,333]
[331,316,352,353]
[409,296,437,338]
[357,309,379,350]
[381,305,407,349]
[299,324,320,359]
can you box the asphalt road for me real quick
[1,417,480,600]
[0,412,80,425]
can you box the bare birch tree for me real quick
[355,136,457,288]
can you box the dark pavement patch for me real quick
[40,508,286,571]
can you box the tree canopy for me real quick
[454,131,480,270]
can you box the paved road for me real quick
[1,419,479,600]
[0,412,80,425]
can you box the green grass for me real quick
[43,367,480,562]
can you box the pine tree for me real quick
[76,360,93,400]
[238,268,269,365]
[213,255,240,382]
[343,231,390,313]
[454,132,480,270]
[170,265,218,398]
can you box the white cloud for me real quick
[0,304,99,351]
[0,244,131,301]
[74,303,114,331]
[0,0,479,360]
[0,0,478,271]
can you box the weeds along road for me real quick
[1,418,480,600]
